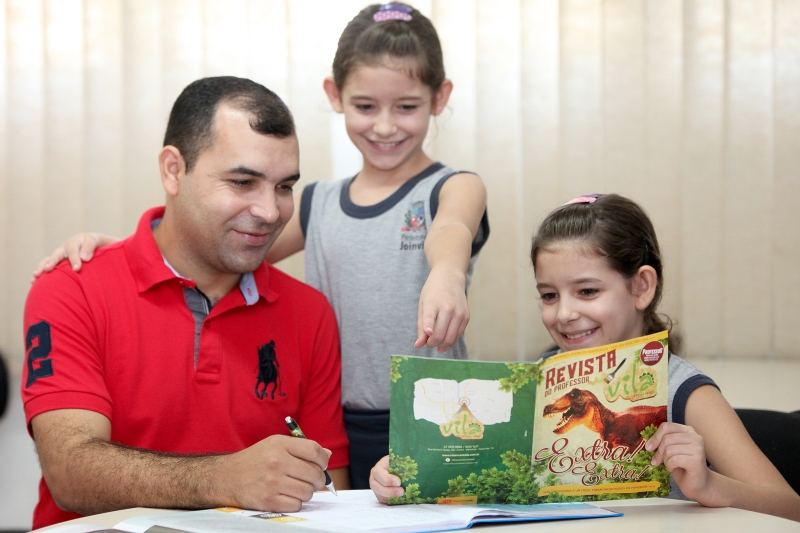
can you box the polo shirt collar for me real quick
[125,206,278,304]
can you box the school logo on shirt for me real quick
[255,340,285,400]
[400,201,427,251]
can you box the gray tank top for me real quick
[300,163,489,410]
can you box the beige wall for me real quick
[1,0,799,375]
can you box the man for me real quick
[22,77,350,529]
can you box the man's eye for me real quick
[278,183,295,192]
[231,180,252,187]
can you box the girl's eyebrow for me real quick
[536,277,602,290]
[349,95,425,101]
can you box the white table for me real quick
[36,497,800,532]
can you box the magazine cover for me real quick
[388,332,670,505]
[532,331,670,501]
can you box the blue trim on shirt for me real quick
[339,162,445,219]
[672,374,719,425]
[299,181,318,238]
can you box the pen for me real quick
[284,416,338,496]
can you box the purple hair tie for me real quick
[374,3,413,22]
[563,194,603,205]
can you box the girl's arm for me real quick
[416,173,487,353]
[265,187,306,264]
[33,233,119,278]
[647,385,800,522]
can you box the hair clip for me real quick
[374,3,413,22]
[563,194,603,205]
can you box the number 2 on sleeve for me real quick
[26,321,53,387]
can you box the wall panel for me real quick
[723,0,773,357]
[84,0,124,235]
[122,0,164,230]
[773,0,800,356]
[680,0,725,357]
[7,0,46,358]
[44,0,84,252]
[643,0,683,329]
[162,0,202,112]
[470,0,522,361]
[520,0,560,357]
[0,0,8,353]
[602,0,645,197]
[560,0,604,197]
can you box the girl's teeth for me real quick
[565,330,594,339]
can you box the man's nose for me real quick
[250,188,280,224]
[373,111,397,137]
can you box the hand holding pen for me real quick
[285,416,338,495]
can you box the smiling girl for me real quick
[371,193,800,521]
[529,193,800,521]
[33,3,488,489]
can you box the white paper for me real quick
[413,378,512,425]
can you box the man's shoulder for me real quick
[32,239,131,290]
[264,263,331,309]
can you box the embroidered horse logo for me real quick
[255,341,285,400]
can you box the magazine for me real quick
[108,491,619,533]
[388,332,670,505]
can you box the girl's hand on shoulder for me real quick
[32,233,118,280]
[370,455,405,504]
[646,422,724,507]
[415,267,469,353]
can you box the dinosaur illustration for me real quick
[543,388,666,450]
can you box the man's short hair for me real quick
[164,76,295,172]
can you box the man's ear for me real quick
[323,77,344,113]
[431,79,453,116]
[159,146,185,197]
[633,265,658,311]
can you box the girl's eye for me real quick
[579,288,599,297]
[355,104,374,112]
[539,292,558,302]
[398,105,418,112]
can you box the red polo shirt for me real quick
[22,206,349,529]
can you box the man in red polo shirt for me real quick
[22,77,350,529]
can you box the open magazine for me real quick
[388,332,670,505]
[49,491,620,533]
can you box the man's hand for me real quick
[217,435,331,512]
[32,409,332,516]
[33,233,118,279]
[414,267,468,353]
[369,455,404,504]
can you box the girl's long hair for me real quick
[531,194,679,350]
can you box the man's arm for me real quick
[33,408,332,516]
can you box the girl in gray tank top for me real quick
[286,4,490,488]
